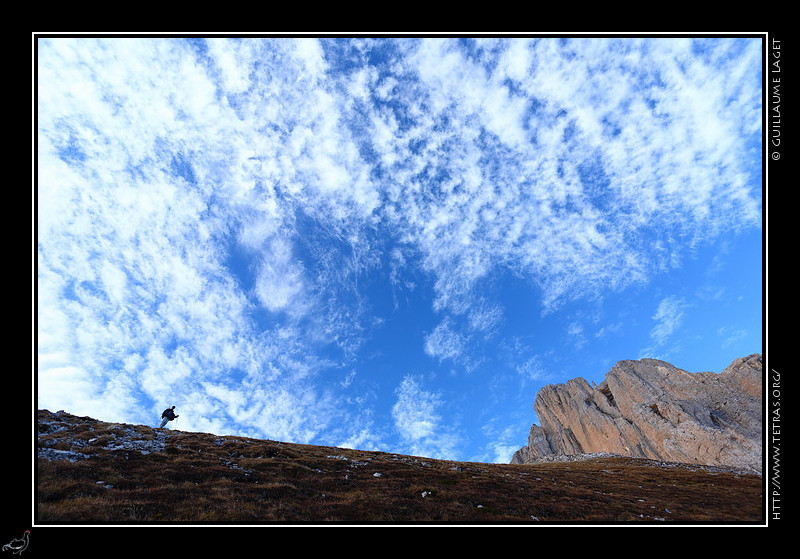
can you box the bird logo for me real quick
[2,531,29,555]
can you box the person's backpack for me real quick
[162,408,170,419]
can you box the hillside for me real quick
[36,409,763,524]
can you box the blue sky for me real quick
[36,35,763,464]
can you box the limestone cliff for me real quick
[511,354,762,473]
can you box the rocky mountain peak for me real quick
[512,354,762,474]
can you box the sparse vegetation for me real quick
[37,410,763,524]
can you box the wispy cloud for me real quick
[718,326,748,349]
[645,296,689,355]
[391,375,458,459]
[363,38,761,317]
[424,318,468,363]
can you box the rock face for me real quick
[511,354,762,473]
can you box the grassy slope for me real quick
[36,410,764,524]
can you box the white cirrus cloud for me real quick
[391,375,459,458]
[647,296,689,351]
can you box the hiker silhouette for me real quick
[159,406,179,428]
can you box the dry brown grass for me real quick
[36,410,764,524]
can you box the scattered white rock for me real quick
[38,411,173,461]
[37,448,88,462]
